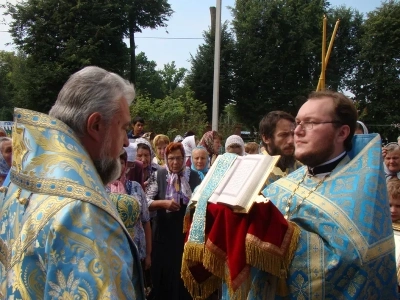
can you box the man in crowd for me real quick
[0,66,144,299]
[128,116,145,140]
[244,90,397,298]
[259,110,302,184]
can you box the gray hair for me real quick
[49,66,135,137]
[386,143,400,153]
[0,137,11,152]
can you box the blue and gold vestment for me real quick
[0,108,144,299]
[224,134,397,299]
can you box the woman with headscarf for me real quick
[149,142,201,300]
[106,150,152,271]
[0,137,12,186]
[225,134,246,156]
[190,146,209,181]
[152,134,170,167]
[197,130,222,166]
[135,138,160,197]
[181,135,196,167]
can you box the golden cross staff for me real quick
[316,16,340,91]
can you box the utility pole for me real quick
[211,0,221,131]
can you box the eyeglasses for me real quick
[167,156,184,162]
[295,121,341,131]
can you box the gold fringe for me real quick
[276,222,301,297]
[245,242,283,278]
[223,266,252,300]
[183,213,191,233]
[181,258,221,299]
[183,241,205,263]
[203,246,226,279]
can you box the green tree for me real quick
[159,61,186,95]
[325,6,364,91]
[0,51,17,120]
[4,0,130,112]
[231,0,327,129]
[135,52,164,99]
[130,89,207,138]
[185,22,235,122]
[124,0,173,84]
[350,0,400,140]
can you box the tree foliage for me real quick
[324,6,364,91]
[5,0,130,112]
[186,22,235,122]
[0,51,16,120]
[231,0,327,129]
[124,0,173,83]
[350,0,400,140]
[129,89,207,138]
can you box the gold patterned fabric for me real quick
[239,134,398,299]
[0,108,145,299]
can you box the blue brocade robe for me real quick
[0,108,144,299]
[225,134,397,299]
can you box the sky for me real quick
[0,0,384,70]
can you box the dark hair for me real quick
[259,111,295,147]
[132,116,144,125]
[184,130,196,138]
[308,91,358,151]
[165,142,185,158]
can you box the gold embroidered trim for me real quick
[14,108,81,145]
[279,177,394,263]
[10,171,121,226]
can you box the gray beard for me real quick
[93,157,121,185]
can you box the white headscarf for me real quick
[124,142,137,162]
[182,135,196,163]
[225,135,245,156]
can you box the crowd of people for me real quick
[0,66,399,299]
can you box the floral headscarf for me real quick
[198,131,220,166]
[164,142,192,206]
[198,131,219,155]
[190,146,209,181]
[136,137,157,172]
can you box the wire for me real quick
[135,37,203,40]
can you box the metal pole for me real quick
[212,0,222,131]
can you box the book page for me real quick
[208,158,241,204]
[217,155,270,208]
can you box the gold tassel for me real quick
[181,259,221,299]
[284,223,301,269]
[203,247,226,278]
[245,241,283,278]
[183,241,205,263]
[183,213,191,233]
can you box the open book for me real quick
[192,153,280,213]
